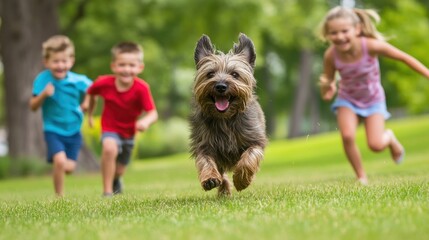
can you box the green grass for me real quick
[1,115,428,240]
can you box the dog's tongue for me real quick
[215,96,229,111]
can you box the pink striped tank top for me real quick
[334,38,385,108]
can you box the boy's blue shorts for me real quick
[101,132,134,166]
[44,131,82,163]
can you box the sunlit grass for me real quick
[0,115,428,240]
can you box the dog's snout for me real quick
[215,82,227,93]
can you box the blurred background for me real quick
[1,0,428,176]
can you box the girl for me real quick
[318,6,429,184]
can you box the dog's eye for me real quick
[231,72,240,79]
[207,71,215,78]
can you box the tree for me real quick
[0,0,60,159]
[0,0,97,171]
[257,0,327,138]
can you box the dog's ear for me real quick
[194,35,214,67]
[233,33,256,68]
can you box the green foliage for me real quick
[81,116,189,159]
[54,0,429,139]
[260,0,327,49]
[379,0,429,113]
[0,115,429,239]
[2,0,428,166]
[133,117,190,158]
[0,157,9,179]
[81,116,102,156]
[0,156,50,179]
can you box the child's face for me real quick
[326,17,361,52]
[43,51,74,80]
[110,53,144,85]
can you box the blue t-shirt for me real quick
[32,70,92,136]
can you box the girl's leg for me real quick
[101,138,118,195]
[337,107,366,181]
[364,114,404,162]
[52,152,76,196]
[363,114,387,151]
[387,130,405,163]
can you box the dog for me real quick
[190,33,267,196]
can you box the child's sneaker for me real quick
[113,178,123,194]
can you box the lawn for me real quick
[0,115,428,240]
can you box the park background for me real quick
[1,0,429,174]
[1,1,429,239]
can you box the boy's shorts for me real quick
[101,132,134,166]
[44,131,82,163]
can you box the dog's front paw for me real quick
[202,178,221,191]
[233,169,253,191]
[233,177,251,191]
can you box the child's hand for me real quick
[81,102,88,112]
[321,83,337,101]
[136,120,149,132]
[319,75,336,101]
[44,83,55,97]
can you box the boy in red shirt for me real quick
[86,41,158,196]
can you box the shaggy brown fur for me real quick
[190,33,268,196]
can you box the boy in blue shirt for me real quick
[29,35,92,197]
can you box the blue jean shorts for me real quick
[331,98,391,119]
[44,131,82,163]
[101,132,134,165]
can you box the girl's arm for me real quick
[369,39,429,79]
[29,83,54,111]
[320,47,337,101]
[136,109,158,132]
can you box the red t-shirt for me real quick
[87,75,156,138]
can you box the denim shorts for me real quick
[44,131,82,163]
[101,132,134,165]
[331,98,391,119]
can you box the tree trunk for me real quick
[0,0,99,172]
[76,141,99,172]
[288,49,315,138]
[0,0,61,159]
[309,85,321,134]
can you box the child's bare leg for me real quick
[337,107,367,181]
[115,163,126,178]
[52,152,76,196]
[64,159,77,174]
[101,138,118,194]
[386,130,404,163]
[364,114,404,163]
[364,114,388,151]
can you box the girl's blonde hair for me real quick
[42,35,75,59]
[318,6,384,42]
